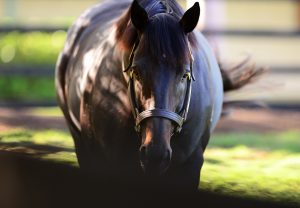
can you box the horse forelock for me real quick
[115,0,198,65]
[140,14,190,66]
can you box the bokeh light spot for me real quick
[1,44,16,63]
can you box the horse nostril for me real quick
[139,145,147,164]
[166,149,172,162]
[139,144,172,174]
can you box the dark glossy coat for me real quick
[55,0,223,188]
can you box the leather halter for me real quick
[123,39,195,134]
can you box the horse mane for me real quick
[115,0,198,65]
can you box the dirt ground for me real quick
[0,107,299,132]
[216,108,300,132]
[0,107,66,131]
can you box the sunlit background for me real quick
[0,0,300,206]
[1,0,299,105]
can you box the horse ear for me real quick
[131,0,149,32]
[179,2,200,33]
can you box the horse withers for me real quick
[55,0,260,189]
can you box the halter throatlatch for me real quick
[123,39,195,134]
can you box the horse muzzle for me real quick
[139,143,172,175]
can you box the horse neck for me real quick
[104,26,128,85]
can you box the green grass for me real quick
[208,131,300,153]
[201,131,300,206]
[0,128,300,205]
[27,107,63,117]
[0,129,77,166]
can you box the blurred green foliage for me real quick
[0,31,66,101]
[0,76,54,101]
[0,31,66,65]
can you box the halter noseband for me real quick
[123,39,195,134]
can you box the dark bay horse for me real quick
[55,0,261,188]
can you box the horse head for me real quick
[120,0,200,175]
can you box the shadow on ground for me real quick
[0,107,66,131]
[0,141,73,156]
[0,151,296,208]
